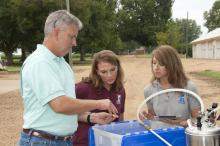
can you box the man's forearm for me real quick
[49,96,101,114]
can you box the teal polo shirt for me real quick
[21,44,77,136]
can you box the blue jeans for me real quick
[18,132,73,146]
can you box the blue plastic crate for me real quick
[89,120,186,146]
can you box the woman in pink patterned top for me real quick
[73,50,126,146]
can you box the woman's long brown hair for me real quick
[82,50,124,91]
[151,45,188,88]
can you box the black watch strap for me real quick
[87,113,94,126]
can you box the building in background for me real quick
[0,52,6,70]
[191,28,220,59]
[13,48,22,56]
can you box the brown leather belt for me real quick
[23,129,73,141]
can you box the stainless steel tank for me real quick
[185,125,220,146]
[185,103,220,146]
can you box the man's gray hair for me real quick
[44,10,83,36]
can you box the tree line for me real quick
[0,0,219,65]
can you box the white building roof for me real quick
[191,28,220,44]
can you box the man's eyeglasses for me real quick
[66,33,77,41]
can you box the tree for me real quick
[0,0,60,64]
[156,20,183,49]
[156,18,201,56]
[0,0,20,65]
[176,18,201,56]
[204,0,220,32]
[70,0,122,61]
[118,0,173,48]
[1,0,123,63]
[15,0,59,62]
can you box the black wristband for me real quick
[87,113,94,126]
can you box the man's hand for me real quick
[90,112,118,125]
[98,99,118,115]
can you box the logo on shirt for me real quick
[178,95,185,104]
[116,94,121,104]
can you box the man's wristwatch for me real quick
[87,113,94,126]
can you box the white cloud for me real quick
[172,0,216,35]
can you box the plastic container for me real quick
[89,120,186,146]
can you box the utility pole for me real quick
[185,11,188,58]
[66,0,70,11]
[65,0,73,68]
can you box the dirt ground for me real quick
[1,55,220,146]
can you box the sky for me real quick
[172,0,216,35]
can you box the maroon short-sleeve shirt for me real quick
[72,81,126,146]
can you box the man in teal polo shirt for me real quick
[19,10,118,146]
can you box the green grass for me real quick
[72,55,92,65]
[5,66,21,72]
[72,59,92,65]
[0,58,92,73]
[72,53,92,58]
[195,70,220,81]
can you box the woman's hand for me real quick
[160,118,188,127]
[90,112,118,124]
[139,111,155,121]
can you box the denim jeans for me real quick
[18,132,73,146]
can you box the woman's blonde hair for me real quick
[151,45,188,88]
[83,50,124,91]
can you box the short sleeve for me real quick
[144,85,155,103]
[186,80,201,110]
[144,85,154,110]
[27,61,65,106]
[75,82,90,99]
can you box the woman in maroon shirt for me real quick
[73,50,126,146]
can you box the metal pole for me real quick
[185,12,188,58]
[66,0,73,68]
[66,0,70,12]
